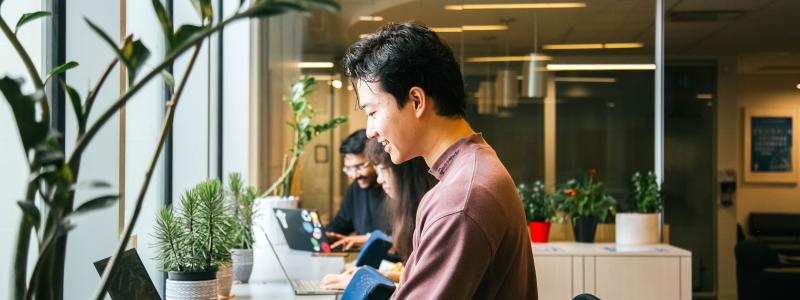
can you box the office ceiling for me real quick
[303,0,800,73]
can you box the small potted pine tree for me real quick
[153,179,232,300]
[555,169,617,243]
[226,172,256,283]
[518,181,555,243]
[616,171,663,245]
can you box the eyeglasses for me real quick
[342,161,371,174]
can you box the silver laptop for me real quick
[259,225,342,295]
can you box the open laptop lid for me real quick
[257,224,342,295]
[93,248,160,300]
[273,208,335,253]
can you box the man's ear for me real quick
[408,87,427,119]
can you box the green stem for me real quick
[92,44,203,300]
[10,183,36,300]
[0,16,48,123]
[260,153,300,198]
[82,58,119,136]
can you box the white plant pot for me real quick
[231,248,254,283]
[217,265,233,298]
[615,213,660,245]
[251,195,299,282]
[166,272,218,300]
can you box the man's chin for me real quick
[357,180,371,189]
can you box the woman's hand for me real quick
[330,234,369,251]
[320,267,358,290]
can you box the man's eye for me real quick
[368,111,376,118]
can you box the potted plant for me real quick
[253,77,347,243]
[225,172,256,283]
[153,179,233,300]
[2,1,340,299]
[517,181,555,243]
[616,171,663,245]
[554,169,617,243]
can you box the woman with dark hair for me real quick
[321,139,436,288]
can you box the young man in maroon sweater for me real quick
[342,23,538,299]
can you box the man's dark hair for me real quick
[340,129,368,154]
[342,23,466,117]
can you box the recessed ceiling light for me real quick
[431,25,509,33]
[555,77,617,83]
[299,62,334,69]
[445,3,587,10]
[358,16,384,21]
[332,80,343,89]
[796,83,800,90]
[696,93,713,100]
[543,43,643,50]
[466,55,553,63]
[546,64,656,71]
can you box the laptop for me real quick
[259,224,343,295]
[93,248,160,300]
[272,207,358,253]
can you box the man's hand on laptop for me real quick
[321,267,358,290]
[331,234,368,251]
[325,232,347,241]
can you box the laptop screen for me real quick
[93,249,160,300]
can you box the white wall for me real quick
[0,0,44,294]
[222,0,251,181]
[64,0,121,298]
[124,0,167,296]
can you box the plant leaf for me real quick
[122,39,151,85]
[151,0,173,48]
[17,201,41,230]
[71,180,112,191]
[190,0,213,23]
[0,77,48,152]
[85,18,125,63]
[172,24,202,55]
[15,11,51,35]
[48,61,78,79]
[240,1,304,19]
[68,195,119,219]
[161,70,175,95]
[59,79,84,132]
[305,0,341,12]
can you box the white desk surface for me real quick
[232,243,345,300]
[531,242,691,257]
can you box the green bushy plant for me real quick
[553,169,617,222]
[226,172,256,249]
[517,180,555,222]
[631,171,663,213]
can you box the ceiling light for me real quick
[555,77,617,83]
[299,62,334,69]
[466,55,553,63]
[696,93,713,100]
[332,80,343,89]
[431,25,509,33]
[796,83,800,90]
[544,43,643,50]
[445,3,587,10]
[359,16,384,21]
[546,64,656,71]
[359,33,371,39]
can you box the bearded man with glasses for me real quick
[326,129,390,250]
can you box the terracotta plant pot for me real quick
[217,265,233,298]
[615,213,660,245]
[528,222,551,243]
[166,271,218,300]
[231,248,254,283]
[573,216,598,243]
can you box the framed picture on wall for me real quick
[744,108,799,183]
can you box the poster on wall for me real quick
[744,108,799,183]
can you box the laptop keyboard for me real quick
[292,279,325,293]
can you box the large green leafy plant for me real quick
[226,172,256,249]
[554,169,617,222]
[517,181,555,222]
[153,179,232,273]
[0,1,339,299]
[630,171,663,213]
[261,77,348,198]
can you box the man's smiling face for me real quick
[357,81,420,164]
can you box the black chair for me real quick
[735,239,800,300]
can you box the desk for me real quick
[232,243,345,300]
[532,243,691,300]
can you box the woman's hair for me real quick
[365,139,436,260]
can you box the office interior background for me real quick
[1,0,799,299]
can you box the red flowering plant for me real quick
[552,169,617,222]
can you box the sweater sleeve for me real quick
[392,212,492,299]
[326,183,356,235]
